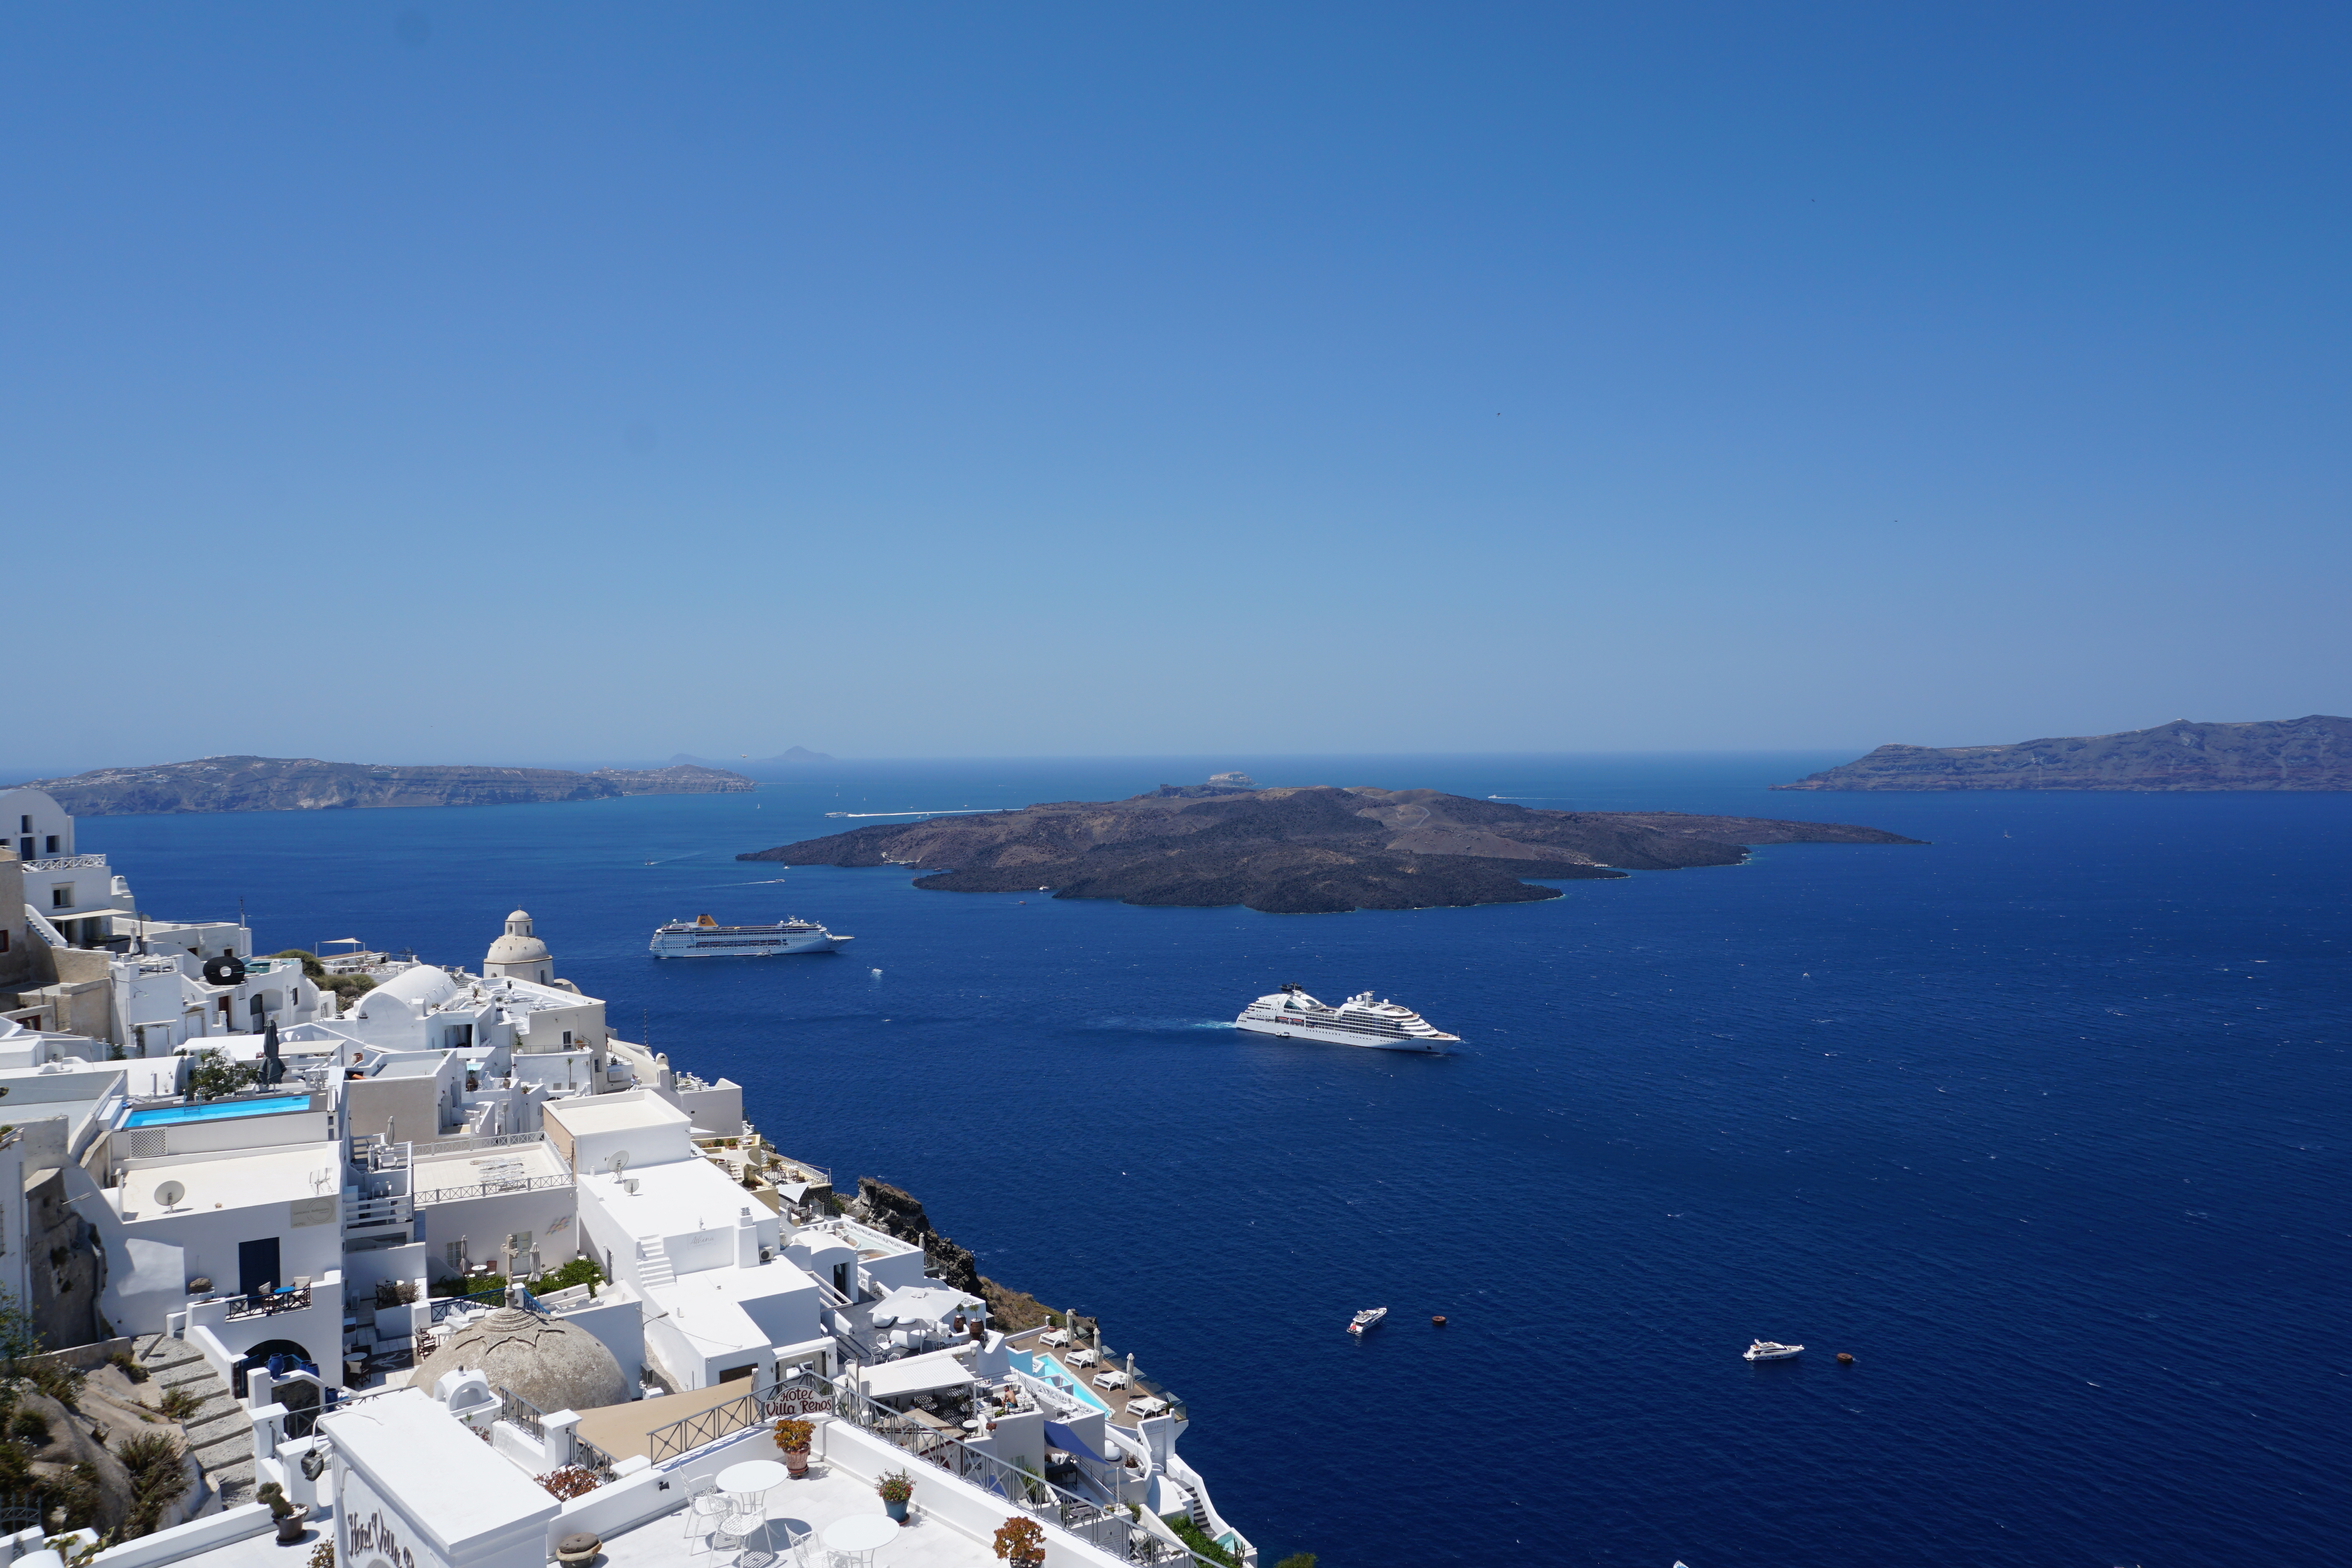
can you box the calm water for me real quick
[82,755,2351,1566]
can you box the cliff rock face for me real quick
[11,756,753,814]
[589,764,756,795]
[743,785,1919,913]
[1775,716,2352,791]
[846,1177,985,1298]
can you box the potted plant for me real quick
[256,1482,308,1544]
[993,1516,1045,1567]
[876,1469,916,1523]
[773,1417,814,1479]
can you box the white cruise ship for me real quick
[648,912,852,957]
[1235,984,1458,1052]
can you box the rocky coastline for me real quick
[10,756,754,814]
[1776,714,2352,791]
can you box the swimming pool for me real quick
[1019,1350,1113,1415]
[123,1095,311,1128]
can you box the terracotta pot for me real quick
[275,1507,309,1544]
[784,1447,809,1477]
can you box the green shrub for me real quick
[106,1353,150,1384]
[25,1361,85,1412]
[156,1385,206,1422]
[186,1049,254,1102]
[1160,1516,1238,1568]
[115,1430,187,1537]
[537,1257,604,1296]
[10,1409,49,1446]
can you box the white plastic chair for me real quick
[684,1483,731,1550]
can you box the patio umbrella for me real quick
[260,1020,282,1085]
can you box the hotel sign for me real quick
[341,1470,451,1568]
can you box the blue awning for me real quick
[1044,1419,1117,1467]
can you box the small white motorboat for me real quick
[1348,1308,1387,1336]
[1743,1339,1803,1362]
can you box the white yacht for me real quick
[1348,1307,1388,1335]
[1743,1339,1803,1362]
[1235,984,1457,1052]
[648,913,852,958]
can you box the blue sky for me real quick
[7,4,2347,770]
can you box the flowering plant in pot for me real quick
[876,1469,916,1523]
[993,1516,1045,1567]
[773,1417,814,1477]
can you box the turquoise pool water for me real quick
[123,1095,310,1128]
[1020,1350,1113,1414]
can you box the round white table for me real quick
[821,1514,899,1567]
[717,1460,789,1496]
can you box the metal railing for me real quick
[426,1285,509,1323]
[573,1432,623,1482]
[499,1385,546,1440]
[642,1370,834,1463]
[626,1369,1230,1568]
[413,1172,572,1205]
[405,1130,546,1161]
[826,1381,1194,1564]
[225,1283,313,1322]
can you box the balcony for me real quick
[22,854,105,873]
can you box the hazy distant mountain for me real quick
[667,747,838,779]
[9,756,753,814]
[1775,715,2352,791]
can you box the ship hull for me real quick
[649,930,850,958]
[1234,1018,1450,1053]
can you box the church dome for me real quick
[412,1306,630,1415]
[486,909,551,969]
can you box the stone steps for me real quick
[132,1334,248,1508]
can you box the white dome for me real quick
[355,964,459,1019]
[412,1306,630,1414]
[486,908,552,972]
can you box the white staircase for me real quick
[636,1238,676,1290]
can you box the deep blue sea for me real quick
[78,755,2350,1567]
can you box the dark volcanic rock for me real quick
[741,785,1918,913]
[11,755,754,814]
[846,1177,984,1298]
[1775,715,2352,791]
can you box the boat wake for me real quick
[1095,1018,1241,1033]
[823,808,1015,819]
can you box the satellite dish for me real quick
[202,955,248,987]
[154,1181,186,1209]
[609,1151,631,1175]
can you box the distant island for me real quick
[1775,715,2352,792]
[9,755,755,814]
[741,781,1920,913]
[670,747,836,770]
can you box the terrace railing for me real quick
[643,1371,834,1463]
[406,1130,546,1161]
[224,1283,313,1322]
[499,1385,547,1440]
[427,1285,508,1323]
[413,1172,572,1206]
[824,1382,1187,1564]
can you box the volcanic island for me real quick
[739,781,1922,914]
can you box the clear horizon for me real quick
[8,5,2347,768]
